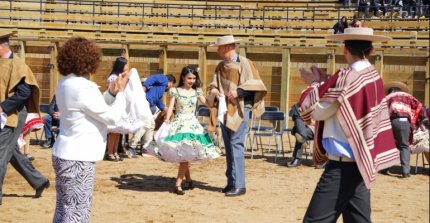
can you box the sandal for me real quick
[173,186,185,195]
[106,154,117,162]
[115,154,123,161]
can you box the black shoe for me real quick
[225,188,246,197]
[105,154,118,162]
[379,169,390,175]
[42,140,51,148]
[173,186,185,195]
[401,173,411,178]
[287,158,301,168]
[35,180,50,198]
[183,180,194,190]
[220,185,233,193]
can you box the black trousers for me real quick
[303,160,371,223]
[0,108,48,204]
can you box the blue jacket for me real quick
[143,74,168,111]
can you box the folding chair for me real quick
[197,106,210,128]
[251,111,285,162]
[249,106,279,150]
[244,110,254,150]
[283,128,294,153]
[34,104,50,144]
[264,106,279,112]
[415,152,429,174]
[197,106,223,147]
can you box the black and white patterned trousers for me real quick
[52,156,96,223]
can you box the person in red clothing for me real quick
[384,81,424,178]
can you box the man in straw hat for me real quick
[0,30,50,205]
[297,27,399,222]
[207,35,267,197]
[384,81,424,178]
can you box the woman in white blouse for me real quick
[52,37,128,223]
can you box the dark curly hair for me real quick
[57,37,101,76]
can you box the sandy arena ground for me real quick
[0,142,428,223]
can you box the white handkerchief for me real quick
[1,112,6,129]
[217,95,227,124]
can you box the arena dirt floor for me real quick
[0,140,429,223]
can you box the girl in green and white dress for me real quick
[146,66,221,195]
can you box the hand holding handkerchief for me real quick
[217,95,227,124]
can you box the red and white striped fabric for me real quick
[21,113,45,134]
[299,66,399,189]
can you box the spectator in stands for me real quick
[340,0,350,8]
[143,72,176,115]
[287,104,314,168]
[358,0,371,17]
[42,95,59,148]
[424,0,430,17]
[207,35,267,197]
[106,56,128,162]
[394,0,406,17]
[298,27,398,222]
[380,0,393,17]
[351,15,363,27]
[52,37,128,222]
[333,16,349,34]
[384,81,424,178]
[405,0,423,18]
[0,30,50,206]
[369,0,383,17]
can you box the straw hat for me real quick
[0,30,13,39]
[210,35,242,47]
[326,27,391,42]
[384,81,409,93]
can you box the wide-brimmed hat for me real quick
[326,27,391,42]
[210,35,242,47]
[384,81,409,93]
[0,30,13,39]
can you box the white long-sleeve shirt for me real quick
[52,74,126,161]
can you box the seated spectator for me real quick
[394,0,406,17]
[358,0,371,17]
[380,0,392,17]
[370,0,383,17]
[333,16,349,34]
[287,104,314,168]
[350,15,363,27]
[42,95,59,148]
[424,0,430,17]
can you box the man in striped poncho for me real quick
[298,28,399,222]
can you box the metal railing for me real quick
[0,0,428,30]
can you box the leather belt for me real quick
[328,155,355,162]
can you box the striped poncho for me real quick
[207,55,267,132]
[299,65,399,189]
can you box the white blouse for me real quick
[52,74,126,162]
